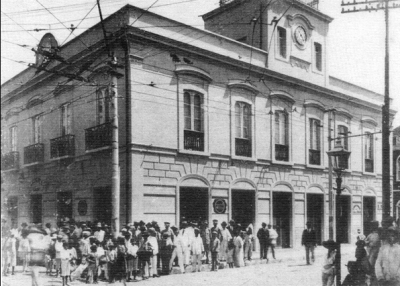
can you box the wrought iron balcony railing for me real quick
[365,159,374,173]
[1,151,19,170]
[24,143,44,165]
[50,134,75,159]
[309,149,321,165]
[275,144,289,162]
[235,138,252,157]
[184,130,204,152]
[85,123,112,151]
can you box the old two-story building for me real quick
[393,126,400,221]
[1,0,396,248]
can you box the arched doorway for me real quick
[336,188,351,244]
[272,183,293,248]
[178,176,210,225]
[363,189,376,236]
[307,186,325,245]
[230,180,256,231]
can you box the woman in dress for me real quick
[321,240,336,286]
[60,242,71,286]
[233,230,244,268]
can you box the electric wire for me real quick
[1,11,39,42]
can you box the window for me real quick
[32,115,42,144]
[9,126,17,152]
[337,125,349,150]
[397,156,400,181]
[60,104,71,136]
[184,91,204,151]
[365,132,374,172]
[275,111,289,161]
[314,42,322,71]
[309,118,321,165]
[96,88,111,125]
[235,102,252,157]
[278,27,287,58]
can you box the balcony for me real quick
[309,149,321,165]
[50,134,75,159]
[365,159,374,173]
[85,123,112,151]
[184,130,204,152]
[24,143,44,165]
[235,138,251,157]
[275,144,289,162]
[1,151,19,170]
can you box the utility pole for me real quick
[327,109,336,240]
[97,0,124,237]
[341,0,400,219]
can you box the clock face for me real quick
[294,26,307,46]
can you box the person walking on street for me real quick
[375,227,400,286]
[321,240,336,286]
[257,223,269,261]
[179,221,191,268]
[268,224,278,259]
[190,228,204,272]
[244,228,253,261]
[233,230,244,268]
[18,230,31,273]
[302,222,317,265]
[2,231,17,276]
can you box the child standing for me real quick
[210,230,220,271]
[60,242,72,286]
[227,238,235,268]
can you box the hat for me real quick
[194,227,200,232]
[97,222,102,227]
[134,221,139,226]
[148,228,156,235]
[164,222,170,225]
[213,219,218,223]
[322,239,337,249]
[171,226,178,232]
[142,231,149,237]
[57,234,63,239]
[212,230,218,234]
[387,226,398,234]
[139,220,145,225]
[221,221,227,226]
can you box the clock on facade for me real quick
[294,26,307,46]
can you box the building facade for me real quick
[393,126,400,221]
[1,0,396,247]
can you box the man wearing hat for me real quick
[161,222,175,242]
[375,227,400,286]
[227,220,236,236]
[94,223,105,243]
[190,228,204,272]
[54,234,64,277]
[169,226,186,274]
[257,222,269,261]
[210,219,221,240]
[301,222,317,265]
[179,221,191,268]
[219,221,232,261]
[148,228,160,278]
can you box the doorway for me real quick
[307,194,324,245]
[231,189,255,231]
[31,194,42,224]
[57,192,73,223]
[363,196,375,236]
[273,192,292,248]
[94,186,112,224]
[336,195,351,243]
[180,187,208,224]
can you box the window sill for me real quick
[271,159,293,167]
[306,164,325,170]
[231,155,257,162]
[50,155,74,161]
[24,161,44,167]
[362,171,376,177]
[178,149,210,157]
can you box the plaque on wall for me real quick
[213,199,227,214]
[78,200,88,216]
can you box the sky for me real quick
[1,0,399,126]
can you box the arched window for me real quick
[275,111,289,161]
[183,91,204,151]
[235,102,251,157]
[364,132,374,173]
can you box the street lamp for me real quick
[327,139,351,286]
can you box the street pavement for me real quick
[2,244,354,286]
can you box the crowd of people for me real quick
[2,218,281,285]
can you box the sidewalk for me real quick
[2,244,356,285]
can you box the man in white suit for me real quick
[169,226,186,274]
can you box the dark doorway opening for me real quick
[57,192,73,223]
[307,194,324,245]
[31,194,42,224]
[273,192,292,248]
[363,196,375,236]
[336,195,350,243]
[231,190,255,231]
[180,187,208,224]
[94,186,112,224]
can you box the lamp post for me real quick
[327,140,351,286]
